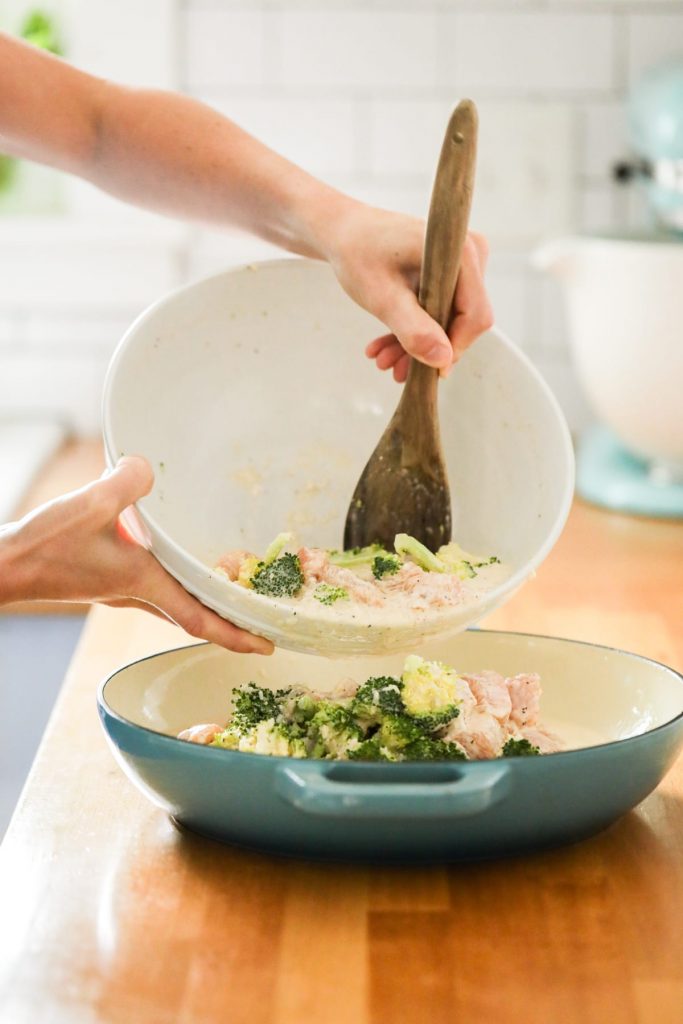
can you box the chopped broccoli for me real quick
[314,583,349,606]
[328,544,390,569]
[235,718,308,757]
[402,736,468,761]
[502,737,541,757]
[394,533,446,573]
[401,655,461,730]
[372,553,402,580]
[230,682,291,732]
[308,701,363,758]
[350,675,405,723]
[251,552,304,597]
[348,737,397,762]
[377,714,424,751]
[210,729,239,750]
[437,542,500,579]
[263,532,294,565]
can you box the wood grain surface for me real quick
[1,491,682,1024]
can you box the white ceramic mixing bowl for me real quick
[103,258,573,655]
[534,235,683,481]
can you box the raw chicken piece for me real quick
[464,670,512,723]
[442,705,506,759]
[379,562,464,611]
[298,547,385,607]
[520,726,564,754]
[215,549,255,581]
[177,723,221,745]
[507,673,542,728]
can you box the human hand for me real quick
[326,202,492,382]
[0,456,273,655]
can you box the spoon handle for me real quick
[399,100,479,432]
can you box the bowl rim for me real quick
[97,628,683,768]
[101,258,576,638]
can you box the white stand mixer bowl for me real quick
[534,235,683,482]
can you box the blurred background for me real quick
[1,0,682,832]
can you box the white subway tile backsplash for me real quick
[485,251,531,351]
[281,11,437,90]
[4,0,668,439]
[368,99,452,178]
[0,238,181,312]
[0,314,20,348]
[0,353,109,435]
[627,14,683,86]
[22,313,133,353]
[578,182,620,234]
[64,0,177,88]
[527,274,570,356]
[200,94,357,177]
[185,228,285,282]
[531,354,593,435]
[440,12,615,95]
[469,102,577,244]
[580,100,627,180]
[184,10,268,89]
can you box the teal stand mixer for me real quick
[536,58,683,519]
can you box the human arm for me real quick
[0,32,492,378]
[0,457,273,654]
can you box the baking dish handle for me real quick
[275,763,510,819]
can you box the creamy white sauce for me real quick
[268,558,512,627]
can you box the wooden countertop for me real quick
[1,459,683,1022]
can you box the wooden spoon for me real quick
[344,99,479,552]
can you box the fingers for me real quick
[376,287,453,371]
[135,555,274,655]
[87,455,155,524]
[446,234,494,370]
[393,353,410,382]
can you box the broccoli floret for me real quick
[235,718,308,757]
[210,729,239,750]
[308,701,363,759]
[394,534,446,573]
[230,682,292,732]
[348,737,397,762]
[502,737,541,757]
[402,736,468,761]
[285,692,318,725]
[372,553,402,580]
[328,544,389,569]
[401,655,461,730]
[377,714,424,751]
[251,552,304,597]
[350,675,405,723]
[314,583,349,606]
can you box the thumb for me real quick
[381,288,452,369]
[97,455,155,515]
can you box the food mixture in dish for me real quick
[213,532,508,621]
[178,655,563,761]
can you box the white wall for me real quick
[1,0,682,434]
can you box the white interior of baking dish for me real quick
[103,632,683,754]
[103,259,574,655]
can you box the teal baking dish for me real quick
[97,630,683,863]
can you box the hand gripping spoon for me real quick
[344,99,478,551]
